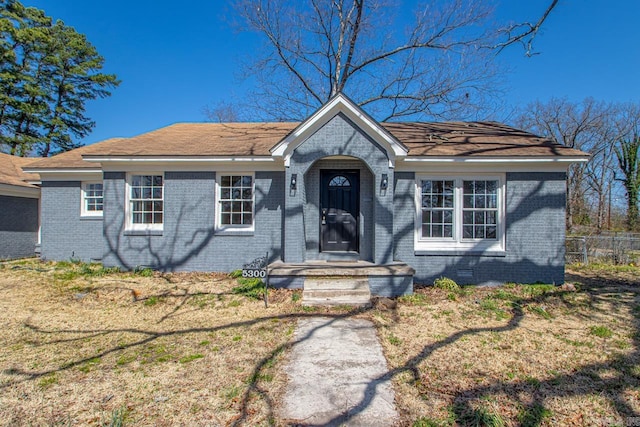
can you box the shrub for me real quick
[434,277,460,291]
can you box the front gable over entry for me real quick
[280,94,398,265]
[271,93,408,168]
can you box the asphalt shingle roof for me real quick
[25,121,587,170]
[0,153,40,188]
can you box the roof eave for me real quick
[81,155,277,163]
[402,155,590,163]
[22,167,103,173]
[0,182,40,198]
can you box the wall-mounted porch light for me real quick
[290,173,297,191]
[380,174,388,190]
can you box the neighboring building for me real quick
[0,153,40,259]
[25,94,588,294]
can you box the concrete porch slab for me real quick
[267,261,415,297]
[268,260,415,277]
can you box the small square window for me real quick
[81,182,104,217]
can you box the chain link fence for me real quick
[566,233,640,264]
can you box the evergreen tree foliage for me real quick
[0,0,119,156]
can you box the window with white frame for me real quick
[415,175,504,252]
[127,174,163,230]
[462,180,498,239]
[216,174,254,230]
[81,181,103,217]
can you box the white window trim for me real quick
[125,173,164,232]
[414,174,505,254]
[81,181,104,218]
[215,173,255,233]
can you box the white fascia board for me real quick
[396,156,588,173]
[271,94,408,164]
[30,170,103,181]
[82,156,278,163]
[97,158,285,173]
[401,156,589,163]
[0,183,40,198]
[23,168,103,174]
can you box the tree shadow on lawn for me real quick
[311,272,639,426]
[2,272,639,426]
[451,272,640,425]
[2,302,370,425]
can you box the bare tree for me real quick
[513,98,613,231]
[225,0,558,121]
[583,108,620,230]
[202,101,243,123]
[514,99,640,232]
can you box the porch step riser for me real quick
[304,290,371,299]
[303,298,372,308]
[302,277,372,307]
[304,278,369,291]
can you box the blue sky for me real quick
[20,0,640,145]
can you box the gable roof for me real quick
[0,153,40,188]
[24,120,587,170]
[270,93,408,166]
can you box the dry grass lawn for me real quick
[0,259,638,426]
[378,264,640,426]
[0,260,307,426]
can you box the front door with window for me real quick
[320,170,359,252]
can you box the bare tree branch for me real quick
[227,0,559,121]
[493,0,559,56]
[513,98,640,232]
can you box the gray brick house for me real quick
[25,94,588,295]
[0,153,40,259]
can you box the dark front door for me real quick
[320,170,359,252]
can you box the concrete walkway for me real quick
[280,317,399,426]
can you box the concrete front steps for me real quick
[268,260,415,307]
[303,277,371,307]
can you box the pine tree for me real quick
[0,0,119,156]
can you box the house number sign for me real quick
[242,253,268,278]
[242,252,269,308]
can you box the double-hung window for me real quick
[415,175,504,253]
[462,180,498,239]
[81,181,103,217]
[126,174,163,231]
[216,174,254,231]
